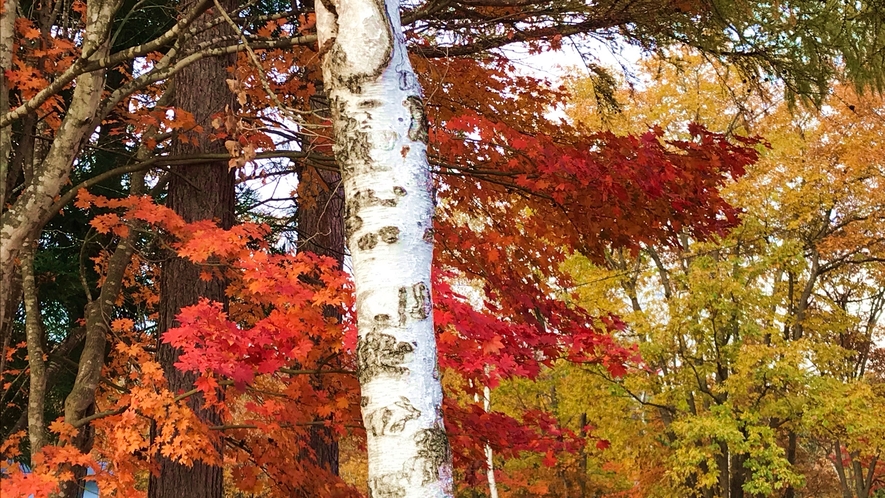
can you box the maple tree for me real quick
[3,0,885,496]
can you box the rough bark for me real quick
[297,162,345,475]
[147,1,236,495]
[63,234,137,427]
[148,164,233,498]
[0,0,119,412]
[59,172,143,497]
[317,0,454,496]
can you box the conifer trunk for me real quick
[316,0,453,496]
[147,1,235,495]
[297,160,345,475]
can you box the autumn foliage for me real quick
[5,0,882,496]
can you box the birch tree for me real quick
[316,0,453,496]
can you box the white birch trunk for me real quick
[472,375,499,498]
[316,1,453,496]
[483,384,499,498]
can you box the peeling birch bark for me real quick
[316,0,454,496]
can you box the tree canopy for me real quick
[1,0,885,496]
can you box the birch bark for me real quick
[315,0,454,496]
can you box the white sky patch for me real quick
[497,36,643,122]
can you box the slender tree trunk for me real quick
[2,0,22,349]
[863,455,878,498]
[0,266,21,415]
[834,442,855,498]
[316,0,454,495]
[730,451,745,498]
[784,432,797,498]
[59,165,147,497]
[578,413,589,498]
[21,238,47,460]
[147,2,235,495]
[482,384,499,498]
[0,0,16,213]
[717,443,730,498]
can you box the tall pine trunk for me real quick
[147,1,235,496]
[297,158,345,475]
[316,0,454,496]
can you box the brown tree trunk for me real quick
[293,83,345,476]
[147,1,235,496]
[296,161,345,475]
[731,451,745,498]
[784,432,797,498]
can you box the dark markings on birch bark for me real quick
[361,396,369,408]
[414,427,451,485]
[345,215,363,237]
[398,286,409,326]
[351,188,399,209]
[397,67,417,91]
[369,474,408,498]
[404,96,428,144]
[357,232,378,250]
[334,112,372,169]
[378,226,399,243]
[359,99,382,109]
[318,0,338,19]
[397,282,431,325]
[328,47,361,94]
[409,282,431,320]
[422,228,434,243]
[365,396,421,436]
[357,329,414,383]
